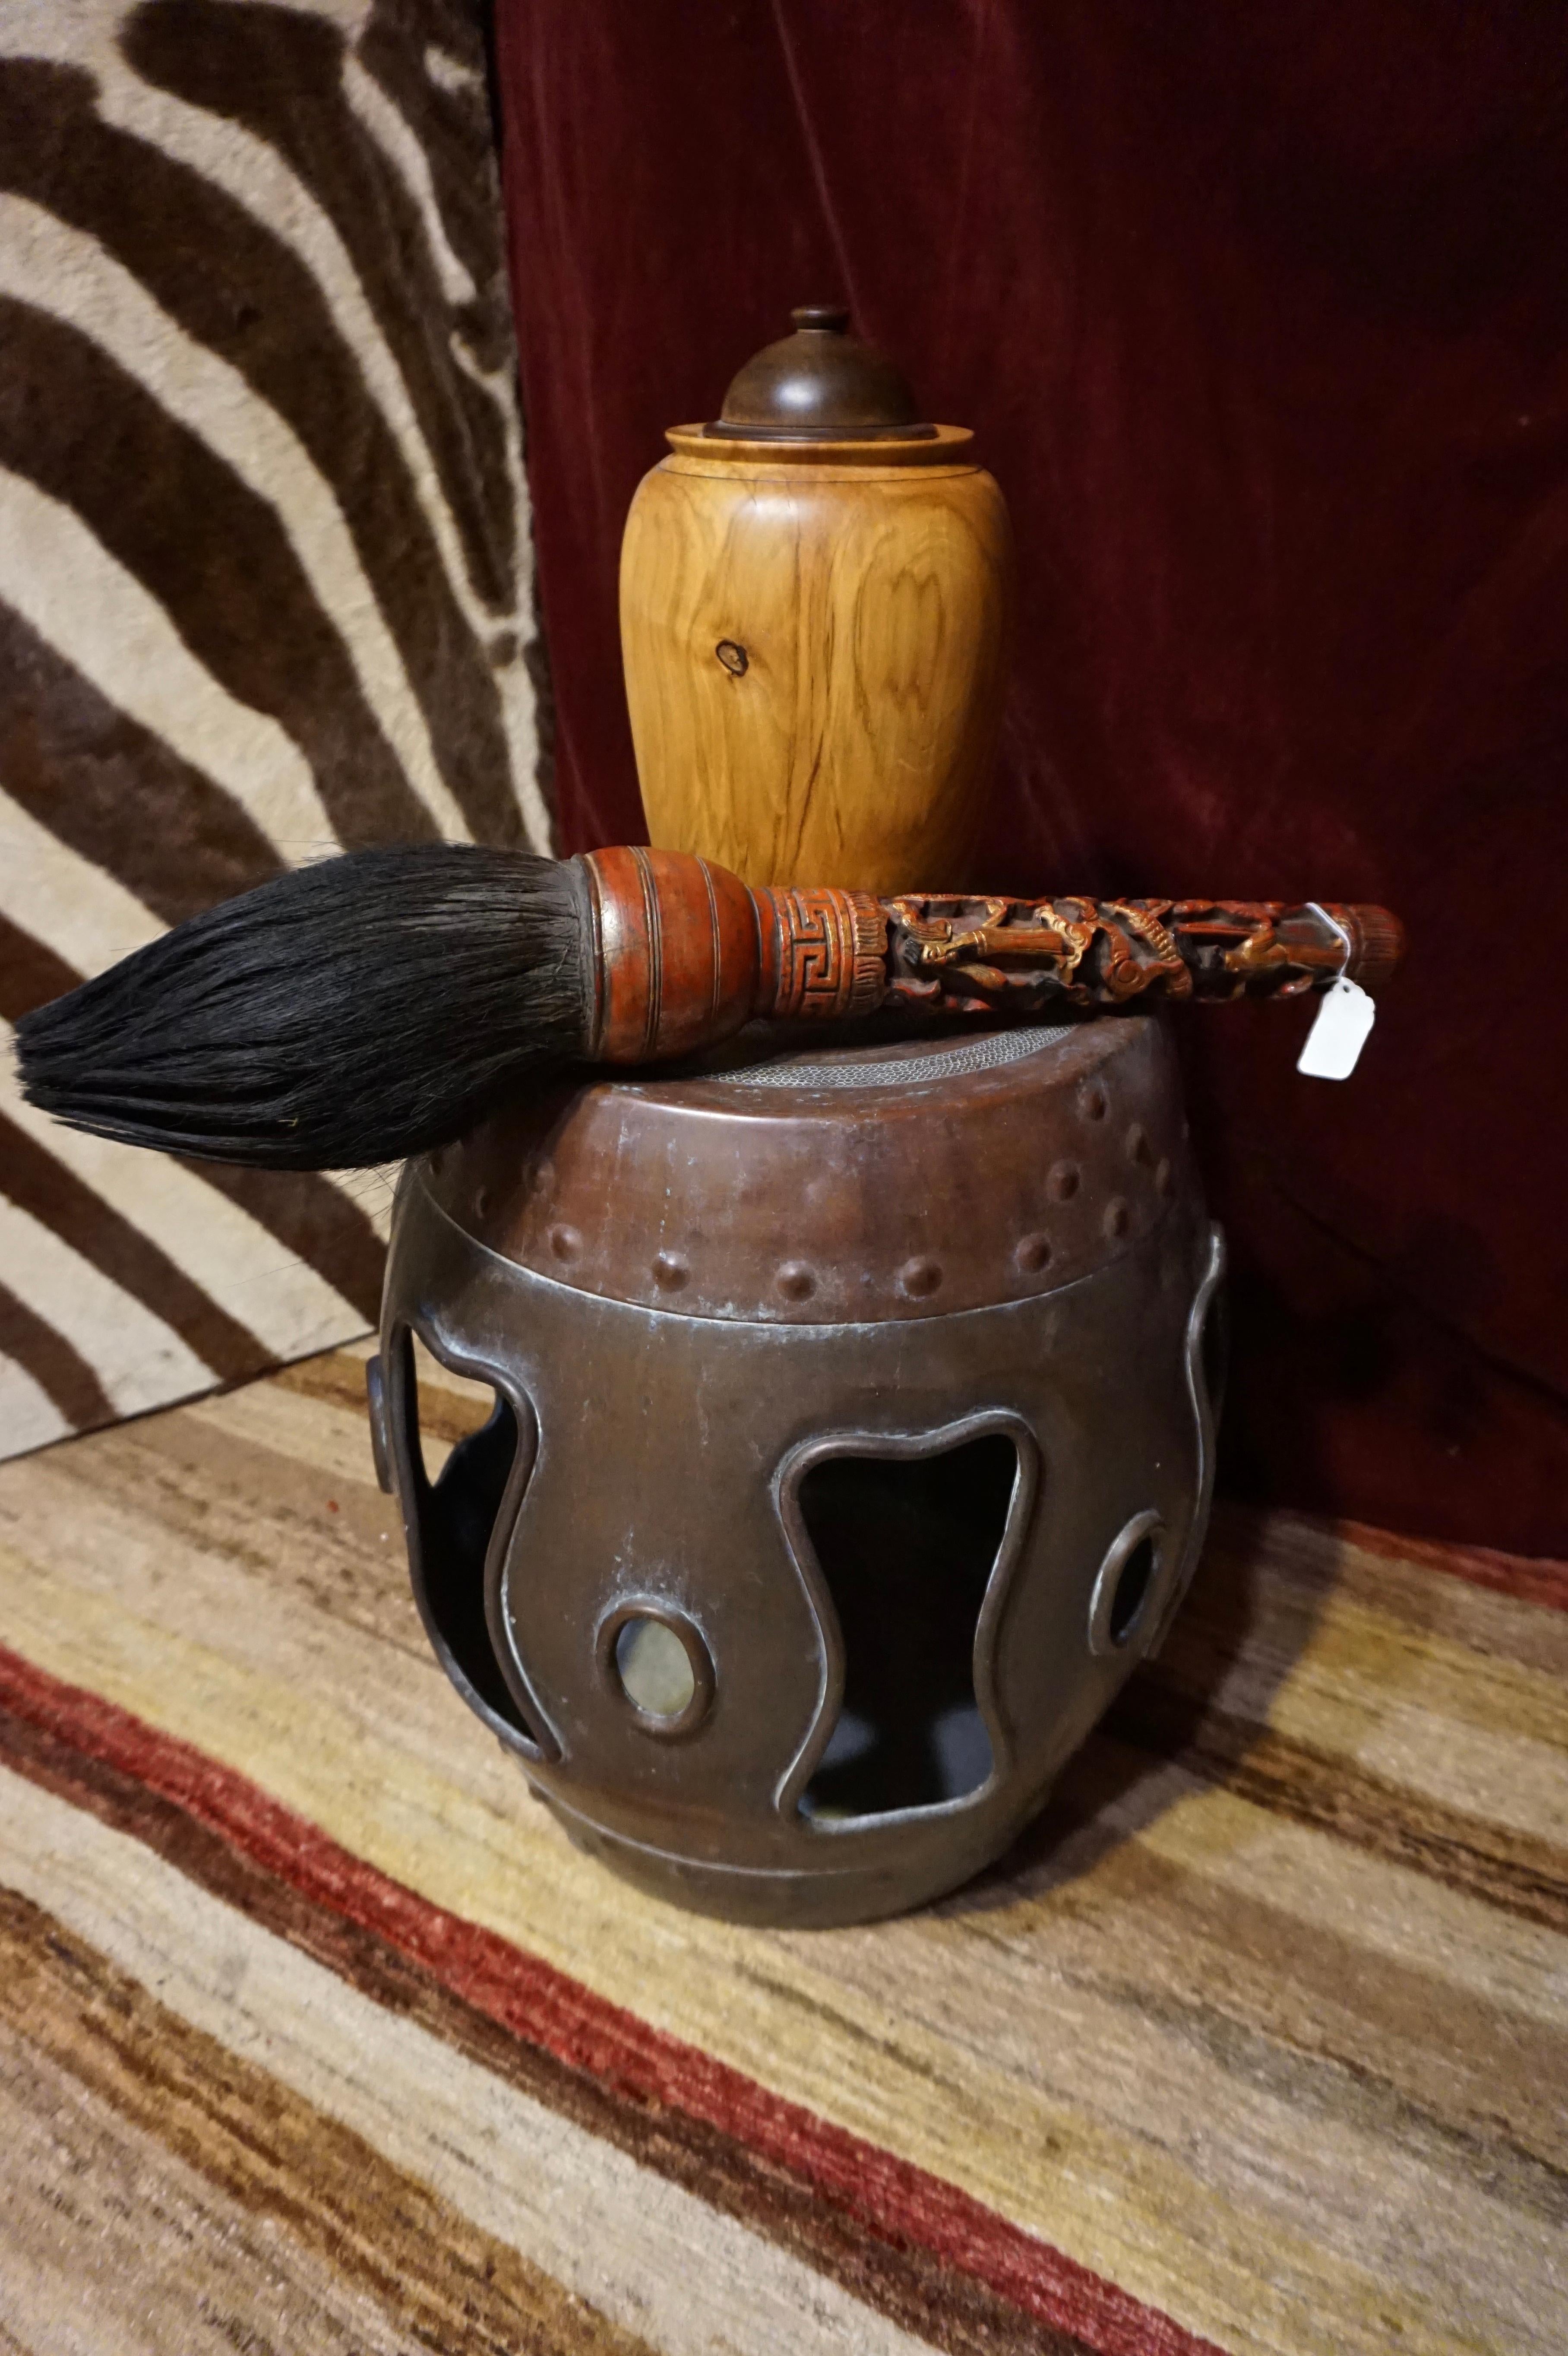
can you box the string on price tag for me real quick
[1296,902,1377,1079]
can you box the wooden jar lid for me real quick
[705,304,938,442]
[661,421,976,475]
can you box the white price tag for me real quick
[1297,976,1376,1080]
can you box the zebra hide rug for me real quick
[0,0,551,1461]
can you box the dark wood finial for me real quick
[707,304,933,440]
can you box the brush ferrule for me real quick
[577,847,766,1062]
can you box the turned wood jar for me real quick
[620,306,1014,894]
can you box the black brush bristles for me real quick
[15,845,588,1169]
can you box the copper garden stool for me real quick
[370,1015,1224,1927]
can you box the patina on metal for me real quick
[370,1014,1225,1928]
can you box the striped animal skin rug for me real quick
[0,0,549,1460]
[0,1342,1562,2354]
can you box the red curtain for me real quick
[493,0,1567,1556]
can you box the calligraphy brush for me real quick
[14,842,1403,1172]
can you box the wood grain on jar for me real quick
[620,425,1013,895]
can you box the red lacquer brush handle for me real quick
[578,846,1404,1063]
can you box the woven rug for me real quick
[0,1345,1562,2356]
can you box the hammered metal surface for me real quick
[424,1015,1191,1324]
[380,1017,1222,1926]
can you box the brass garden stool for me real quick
[370,1013,1224,1928]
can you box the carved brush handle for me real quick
[875,888,1405,1017]
[579,846,1404,1063]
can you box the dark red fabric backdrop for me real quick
[494,0,1567,1556]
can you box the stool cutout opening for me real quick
[796,1432,1018,1822]
[389,1326,548,1758]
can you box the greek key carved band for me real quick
[762,887,887,1020]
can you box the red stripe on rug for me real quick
[0,1641,1219,2356]
[1335,1517,1568,1614]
